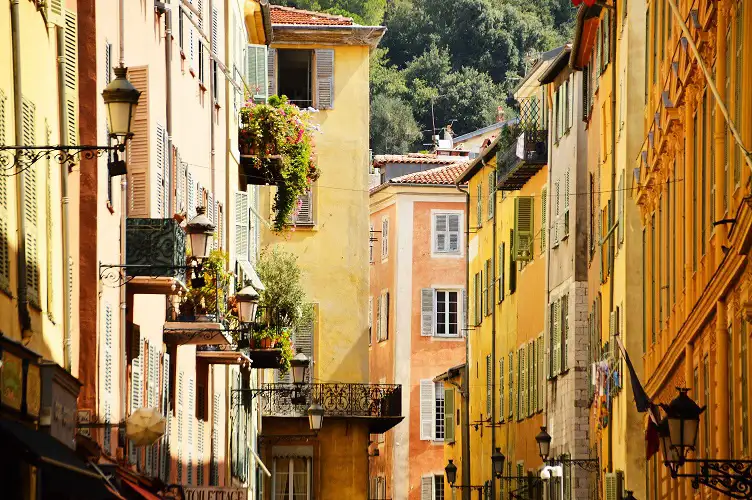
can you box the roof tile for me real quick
[389,162,469,186]
[270,5,354,26]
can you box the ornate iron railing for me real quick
[126,218,187,280]
[165,268,230,324]
[255,383,402,418]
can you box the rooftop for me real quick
[372,153,461,169]
[270,5,355,26]
[389,162,468,185]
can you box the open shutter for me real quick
[618,171,625,245]
[368,296,373,344]
[553,301,561,375]
[47,0,64,26]
[315,49,335,109]
[520,346,527,418]
[435,214,447,252]
[444,387,455,442]
[540,187,547,252]
[448,214,460,252]
[421,288,435,336]
[528,342,535,417]
[514,196,534,261]
[605,473,618,500]
[383,291,389,340]
[0,91,9,293]
[267,48,276,97]
[246,44,268,101]
[508,352,514,419]
[486,355,492,417]
[294,320,314,382]
[127,67,150,217]
[155,123,166,218]
[376,294,382,341]
[421,476,433,500]
[21,99,40,307]
[63,10,78,146]
[293,190,313,224]
[538,336,544,411]
[488,172,495,219]
[420,380,435,440]
[499,357,504,419]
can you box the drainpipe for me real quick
[10,0,31,335]
[490,173,497,500]
[209,0,216,200]
[455,180,471,500]
[156,2,174,215]
[56,26,73,371]
[119,0,129,423]
[607,8,617,474]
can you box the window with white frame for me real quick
[420,380,445,441]
[381,217,389,259]
[433,212,462,255]
[421,288,463,337]
[421,475,445,500]
[273,457,310,500]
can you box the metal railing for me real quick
[257,383,402,418]
[125,218,186,280]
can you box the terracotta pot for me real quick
[260,337,274,349]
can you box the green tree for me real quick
[370,94,422,154]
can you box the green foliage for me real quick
[239,95,320,231]
[184,250,231,318]
[255,246,314,332]
[370,94,422,154]
[369,0,576,152]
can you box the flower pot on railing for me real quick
[259,337,275,349]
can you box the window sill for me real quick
[431,251,463,258]
[287,222,318,232]
[432,335,464,342]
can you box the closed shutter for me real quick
[160,352,171,481]
[486,355,492,417]
[564,171,570,236]
[499,357,504,419]
[315,49,335,109]
[540,187,547,252]
[383,291,389,340]
[444,388,455,442]
[605,473,618,500]
[210,394,220,485]
[561,294,568,371]
[538,336,544,411]
[187,377,194,484]
[498,243,505,302]
[508,352,514,419]
[64,10,78,146]
[520,347,526,418]
[103,303,114,454]
[421,288,435,336]
[22,99,39,307]
[47,0,64,26]
[187,169,195,219]
[175,150,185,213]
[130,332,144,464]
[295,319,314,382]
[376,294,382,342]
[488,172,495,219]
[267,48,276,97]
[381,218,388,257]
[246,44,268,101]
[448,214,460,252]
[293,190,313,224]
[528,342,535,417]
[156,123,166,218]
[421,476,433,500]
[553,300,561,375]
[0,91,8,292]
[127,67,150,217]
[177,371,184,483]
[476,182,482,227]
[514,196,534,261]
[420,379,435,440]
[435,214,448,252]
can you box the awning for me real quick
[121,477,162,500]
[0,418,120,499]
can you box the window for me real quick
[421,475,445,500]
[376,290,389,342]
[486,355,492,417]
[434,475,445,500]
[421,288,462,337]
[702,356,711,457]
[381,217,389,259]
[420,380,445,441]
[292,189,314,225]
[273,457,310,500]
[435,383,445,440]
[198,42,205,83]
[508,230,517,294]
[433,212,461,254]
[476,181,483,228]
[488,172,495,219]
[743,319,749,455]
[276,49,313,108]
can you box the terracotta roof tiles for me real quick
[372,153,463,168]
[389,162,469,186]
[270,5,355,26]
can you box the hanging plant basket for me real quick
[238,95,322,231]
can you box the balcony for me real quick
[496,97,548,191]
[196,327,284,369]
[259,383,403,433]
[125,218,186,294]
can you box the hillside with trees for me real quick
[272,0,577,154]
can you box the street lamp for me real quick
[102,66,142,140]
[235,285,260,324]
[658,417,679,466]
[307,403,324,431]
[624,491,637,500]
[536,426,552,462]
[185,207,216,260]
[290,352,310,385]
[492,448,506,478]
[445,459,458,485]
[661,388,704,462]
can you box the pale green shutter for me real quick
[22,98,40,307]
[553,300,561,375]
[315,49,335,109]
[488,172,495,219]
[267,48,276,97]
[514,196,534,261]
[486,355,492,417]
[445,387,455,442]
[246,44,268,101]
[508,352,514,419]
[561,294,568,371]
[540,187,547,252]
[421,288,435,336]
[499,357,504,420]
[477,182,483,228]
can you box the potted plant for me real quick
[255,328,278,349]
[238,95,321,231]
[178,250,232,322]
[276,333,295,375]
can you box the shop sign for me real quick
[183,487,247,500]
[1,351,23,411]
[26,364,41,417]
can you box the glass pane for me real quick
[448,292,458,335]
[274,459,290,500]
[291,458,308,499]
[436,291,446,335]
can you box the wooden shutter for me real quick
[22,99,40,307]
[540,187,547,252]
[381,218,388,258]
[376,294,382,341]
[103,303,114,454]
[0,91,7,293]
[420,380,435,440]
[383,291,389,340]
[156,123,166,218]
[618,171,625,245]
[520,346,527,418]
[448,214,460,253]
[561,294,568,371]
[315,49,335,109]
[64,10,78,146]
[488,172,495,219]
[508,232,517,293]
[605,473,618,500]
[421,288,435,336]
[368,296,373,344]
[293,190,313,224]
[498,243,505,303]
[529,342,535,417]
[444,388,455,442]
[267,48,276,96]
[499,357,504,420]
[295,319,314,381]
[508,352,514,419]
[127,67,150,217]
[553,301,561,375]
[476,182,482,227]
[513,196,534,261]
[210,393,220,485]
[246,44,268,101]
[538,336,545,410]
[486,355,492,417]
[421,476,433,500]
[435,213,448,252]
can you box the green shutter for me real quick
[488,172,495,219]
[540,187,547,252]
[444,387,455,442]
[477,181,483,228]
[246,44,268,101]
[513,196,534,261]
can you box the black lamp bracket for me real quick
[0,144,125,175]
[666,459,752,499]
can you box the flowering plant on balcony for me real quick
[178,250,232,321]
[239,95,321,231]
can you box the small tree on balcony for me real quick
[256,246,314,332]
[239,95,321,232]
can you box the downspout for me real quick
[119,0,129,423]
[56,26,73,371]
[209,0,216,200]
[10,0,31,335]
[490,171,497,500]
[607,8,617,474]
[455,180,471,500]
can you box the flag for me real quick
[614,334,651,412]
[645,405,661,460]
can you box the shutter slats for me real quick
[541,187,547,252]
[267,48,276,97]
[127,67,150,217]
[64,10,78,146]
[246,44,268,101]
[514,196,534,261]
[235,191,249,261]
[315,49,335,109]
[420,380,435,440]
[421,288,434,336]
[444,388,455,442]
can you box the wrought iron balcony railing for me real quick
[126,218,187,280]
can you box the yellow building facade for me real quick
[635,0,752,498]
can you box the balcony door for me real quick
[273,457,311,500]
